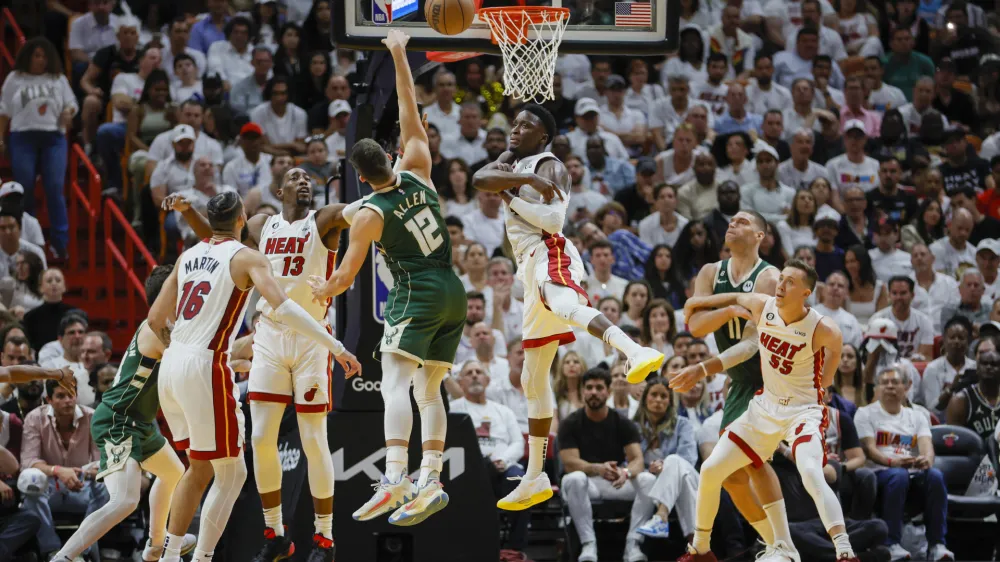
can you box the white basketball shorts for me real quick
[519,234,590,350]
[247,316,333,413]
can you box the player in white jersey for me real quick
[676,259,859,562]
[164,169,350,562]
[149,192,359,562]
[471,105,665,513]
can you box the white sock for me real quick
[385,445,408,483]
[603,325,642,356]
[418,450,443,487]
[832,532,855,557]
[692,527,712,554]
[192,549,214,561]
[263,506,283,536]
[315,512,333,540]
[751,518,775,545]
[763,500,794,546]
[526,435,547,479]
[161,532,184,562]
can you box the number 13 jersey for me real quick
[757,296,825,407]
[172,239,252,352]
[256,210,335,321]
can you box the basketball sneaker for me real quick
[251,527,295,562]
[497,472,553,511]
[756,540,800,562]
[927,544,954,561]
[353,475,417,521]
[675,545,718,561]
[141,534,197,561]
[626,347,666,384]
[305,533,335,562]
[388,479,450,526]
[636,514,670,539]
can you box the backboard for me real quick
[334,0,679,56]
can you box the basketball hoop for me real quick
[479,6,570,102]
[427,51,483,63]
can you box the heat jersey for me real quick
[172,239,251,352]
[256,210,335,321]
[505,151,568,258]
[757,297,825,407]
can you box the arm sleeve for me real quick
[719,322,760,370]
[272,299,345,355]
[840,412,861,450]
[19,412,41,469]
[509,196,566,235]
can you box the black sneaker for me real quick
[305,533,335,562]
[251,527,295,562]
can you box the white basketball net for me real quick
[481,8,570,103]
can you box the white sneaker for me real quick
[887,543,912,561]
[578,541,598,562]
[142,533,197,561]
[387,479,449,526]
[626,347,665,384]
[756,540,800,562]
[635,514,670,539]
[352,475,417,521]
[497,472,553,511]
[927,544,955,561]
[623,539,648,562]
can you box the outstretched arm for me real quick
[148,258,181,346]
[669,321,760,393]
[384,30,432,180]
[0,365,75,385]
[310,208,384,301]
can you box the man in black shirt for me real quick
[558,368,654,562]
[932,58,978,130]
[938,3,994,82]
[22,269,75,353]
[814,218,846,281]
[613,159,656,226]
[939,127,993,193]
[950,187,1000,245]
[866,157,918,225]
[306,75,352,133]
[704,180,740,244]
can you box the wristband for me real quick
[51,465,60,477]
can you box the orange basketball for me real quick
[424,0,476,35]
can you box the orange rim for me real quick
[426,51,484,63]
[478,6,571,45]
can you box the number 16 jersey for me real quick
[256,210,335,321]
[172,239,251,352]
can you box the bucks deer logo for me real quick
[110,444,127,464]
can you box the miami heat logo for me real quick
[304,385,319,402]
[943,433,959,448]
[38,104,47,116]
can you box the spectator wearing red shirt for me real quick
[976,155,1000,221]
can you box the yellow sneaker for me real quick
[626,347,665,384]
[497,473,553,511]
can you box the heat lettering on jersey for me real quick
[392,189,428,219]
[759,333,807,360]
[184,257,221,275]
[264,234,311,255]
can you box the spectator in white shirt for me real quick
[440,102,488,165]
[39,313,95,407]
[778,190,820,256]
[567,98,630,165]
[0,182,44,248]
[160,18,207,87]
[871,276,936,360]
[463,322,511,384]
[624,59,665,119]
[739,143,794,223]
[149,125,198,208]
[555,54,593,99]
[424,71,460,139]
[910,244,959,333]
[133,99,223,190]
[898,78,946,136]
[639,185,689,248]
[575,57,612,105]
[774,27,846,89]
[773,0,845,57]
[864,56,908,113]
[168,157,237,240]
[779,129,829,191]
[79,16,140,150]
[929,207,976,277]
[812,55,846,111]
[919,316,974,414]
[692,54,730,116]
[0,37,78,259]
[461,191,505,256]
[250,75,308,156]
[206,16,255,91]
[455,291,508,366]
[600,75,648,155]
[781,78,825,142]
[584,240,628,303]
[68,0,119,67]
[814,272,864,347]
[0,210,47,276]
[169,54,204,104]
[324,99,350,161]
[223,122,273,195]
[487,257,524,343]
[650,74,705,152]
[229,47,273,116]
[747,53,793,115]
[566,155,610,224]
[869,218,913,282]
[826,120,881,195]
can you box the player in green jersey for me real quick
[50,267,200,562]
[668,210,796,561]
[309,29,466,527]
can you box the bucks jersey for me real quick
[100,321,160,423]
[959,386,1000,441]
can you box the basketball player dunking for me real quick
[166,167,353,562]
[678,260,858,562]
[149,192,359,562]
[470,105,664,512]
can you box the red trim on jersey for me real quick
[209,288,250,352]
[323,250,336,314]
[324,324,334,413]
[791,434,812,463]
[543,234,589,304]
[727,431,764,468]
[193,352,241,461]
[523,331,577,349]
[173,438,190,451]
[813,352,829,465]
[296,404,329,413]
[248,392,292,404]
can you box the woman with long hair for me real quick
[460,242,490,294]
[644,244,687,308]
[715,132,757,186]
[0,37,76,258]
[126,69,175,152]
[900,198,945,251]
[608,361,639,418]
[641,299,677,357]
[777,190,819,257]
[844,244,888,325]
[655,124,701,186]
[676,377,713,433]
[810,176,842,221]
[835,0,880,56]
[663,25,708,88]
[759,222,788,270]
[0,249,45,314]
[553,351,587,420]
[631,375,701,541]
[621,281,653,328]
[829,343,864,415]
[301,0,334,54]
[438,158,478,218]
[673,222,719,281]
[272,23,304,79]
[295,50,331,110]
[251,0,282,49]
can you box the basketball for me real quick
[424,0,476,36]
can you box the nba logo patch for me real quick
[373,0,392,24]
[742,280,753,291]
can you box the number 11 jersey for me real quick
[256,210,335,321]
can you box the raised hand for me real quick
[162,193,193,213]
[382,29,411,52]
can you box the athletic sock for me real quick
[263,506,283,536]
[750,518,775,545]
[692,527,712,554]
[418,450,443,487]
[526,435,547,479]
[832,532,855,557]
[385,446,408,484]
[763,500,794,546]
[315,512,333,540]
[603,325,642,357]
[162,532,184,562]
[192,549,213,561]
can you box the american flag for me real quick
[615,2,652,27]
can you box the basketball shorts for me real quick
[92,403,166,480]
[159,343,245,461]
[380,267,467,368]
[248,316,333,413]
[724,392,828,468]
[518,234,590,349]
